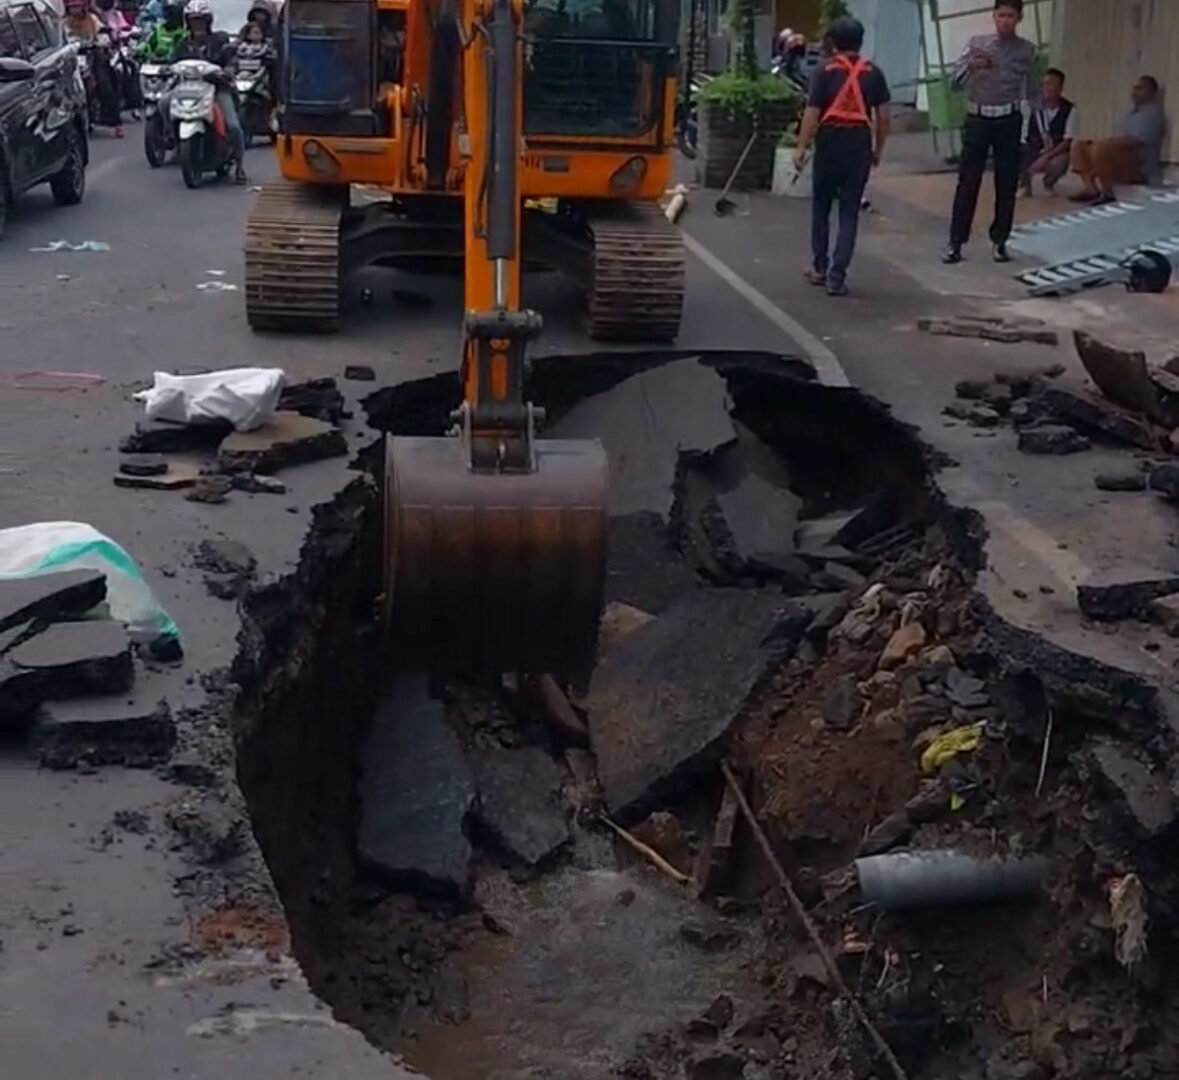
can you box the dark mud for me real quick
[220,350,1179,1080]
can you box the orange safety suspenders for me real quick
[819,54,872,126]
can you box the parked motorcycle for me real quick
[234,65,275,147]
[168,58,234,188]
[140,60,177,166]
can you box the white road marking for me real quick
[86,154,125,185]
[681,230,850,388]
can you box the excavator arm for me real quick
[382,0,609,680]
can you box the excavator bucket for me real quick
[383,433,609,677]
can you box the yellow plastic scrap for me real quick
[919,722,984,774]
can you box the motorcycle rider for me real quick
[95,0,140,119]
[171,0,248,183]
[139,0,188,60]
[63,0,125,137]
[246,0,277,40]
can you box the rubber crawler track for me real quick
[583,202,685,343]
[244,182,342,333]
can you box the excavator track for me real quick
[584,202,685,343]
[244,182,343,333]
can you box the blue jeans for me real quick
[810,142,872,284]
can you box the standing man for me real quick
[944,0,1038,264]
[793,16,890,297]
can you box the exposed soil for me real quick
[217,351,1179,1080]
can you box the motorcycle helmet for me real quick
[64,0,88,15]
[163,0,184,25]
[247,0,275,28]
[184,0,213,29]
[95,0,115,10]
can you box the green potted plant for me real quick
[695,0,799,190]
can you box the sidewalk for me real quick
[680,177,1179,699]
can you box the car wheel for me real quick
[50,126,86,207]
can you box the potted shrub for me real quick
[695,0,798,190]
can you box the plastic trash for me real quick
[195,281,239,292]
[29,240,111,252]
[855,850,1049,910]
[134,367,285,431]
[919,722,984,773]
[0,521,180,651]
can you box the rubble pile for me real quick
[0,569,174,766]
[944,330,1179,471]
[618,539,1178,1080]
[116,376,350,502]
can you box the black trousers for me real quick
[811,141,873,282]
[949,111,1022,247]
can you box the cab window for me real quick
[0,10,22,56]
[10,2,49,55]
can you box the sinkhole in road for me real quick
[230,350,944,1079]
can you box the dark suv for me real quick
[0,0,88,237]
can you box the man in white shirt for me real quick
[1020,67,1077,196]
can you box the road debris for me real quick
[601,813,690,885]
[918,313,1058,346]
[472,746,570,868]
[217,411,348,474]
[135,368,285,431]
[358,674,475,898]
[29,240,110,252]
[584,589,811,821]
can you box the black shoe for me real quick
[826,278,849,297]
[942,244,963,264]
[992,242,1011,263]
[234,166,249,185]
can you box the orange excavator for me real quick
[247,0,685,675]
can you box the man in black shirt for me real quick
[793,17,890,296]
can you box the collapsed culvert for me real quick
[229,351,1179,1080]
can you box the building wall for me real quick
[915,0,1054,110]
[1054,0,1178,162]
[847,0,921,105]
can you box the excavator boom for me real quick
[383,0,609,678]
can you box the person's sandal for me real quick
[234,167,249,185]
[803,267,826,286]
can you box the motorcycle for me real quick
[112,28,144,115]
[234,65,275,147]
[168,58,234,188]
[140,60,177,166]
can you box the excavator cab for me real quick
[250,0,685,678]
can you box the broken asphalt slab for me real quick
[1088,738,1175,838]
[358,674,476,898]
[0,620,133,719]
[1076,569,1179,622]
[705,472,803,577]
[585,588,812,822]
[0,569,107,632]
[33,693,174,768]
[472,746,571,868]
[549,358,736,519]
[218,411,349,475]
